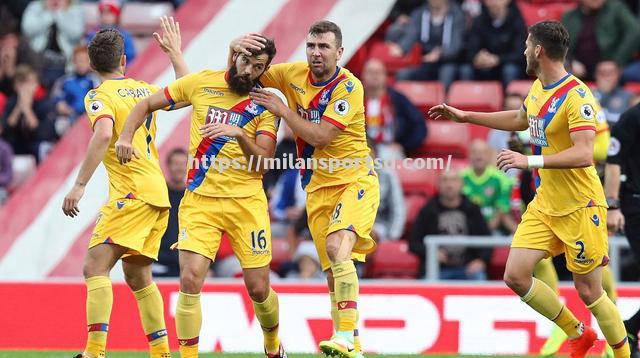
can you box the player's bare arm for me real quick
[116,91,175,164]
[250,88,340,148]
[605,163,624,231]
[429,104,529,131]
[199,122,276,172]
[154,16,189,79]
[228,33,267,69]
[497,129,595,172]
[62,119,114,217]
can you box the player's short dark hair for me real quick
[88,28,124,73]
[248,36,277,64]
[167,147,188,164]
[308,20,342,48]
[528,21,569,61]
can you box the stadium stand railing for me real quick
[423,235,630,281]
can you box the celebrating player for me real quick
[232,21,380,358]
[429,21,630,358]
[61,17,187,358]
[115,37,286,358]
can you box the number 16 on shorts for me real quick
[251,229,269,254]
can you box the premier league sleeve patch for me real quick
[580,104,595,120]
[89,100,104,113]
[334,99,349,116]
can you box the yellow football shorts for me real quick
[173,190,272,269]
[306,174,380,271]
[89,198,169,260]
[512,205,609,274]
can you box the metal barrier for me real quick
[424,235,630,281]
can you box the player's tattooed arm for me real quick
[116,91,174,164]
[62,119,114,217]
[250,88,340,148]
[153,16,189,79]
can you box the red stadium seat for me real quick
[403,194,429,238]
[487,246,510,280]
[394,81,445,118]
[517,2,576,27]
[369,240,420,278]
[270,237,290,273]
[447,81,504,112]
[395,163,438,197]
[416,120,470,158]
[624,82,640,95]
[506,80,533,98]
[369,42,422,76]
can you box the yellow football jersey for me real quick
[84,78,169,208]
[259,62,372,192]
[164,70,278,198]
[523,74,607,216]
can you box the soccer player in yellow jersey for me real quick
[61,18,187,358]
[115,38,286,358]
[235,21,380,358]
[430,21,630,358]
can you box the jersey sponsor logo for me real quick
[334,100,350,116]
[289,83,305,95]
[89,100,103,113]
[203,88,225,96]
[580,104,595,120]
[576,87,587,98]
[116,87,153,98]
[205,106,243,126]
[528,115,548,147]
[296,104,321,124]
[345,80,355,93]
[608,137,621,156]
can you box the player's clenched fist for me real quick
[115,138,139,164]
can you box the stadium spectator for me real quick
[0,130,13,205]
[86,0,136,64]
[408,169,492,279]
[154,147,188,277]
[487,92,526,154]
[592,61,633,125]
[1,65,57,162]
[462,139,517,234]
[51,46,99,135]
[283,241,324,279]
[0,0,31,30]
[385,0,428,43]
[362,58,427,159]
[263,123,296,193]
[269,168,306,237]
[370,142,406,242]
[0,27,41,98]
[562,0,640,81]
[21,0,85,89]
[388,0,465,89]
[458,0,526,87]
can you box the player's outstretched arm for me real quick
[428,103,529,131]
[116,91,172,164]
[154,16,188,79]
[250,88,339,148]
[62,119,113,217]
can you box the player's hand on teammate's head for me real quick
[607,209,625,233]
[153,16,181,55]
[115,139,140,165]
[250,89,287,117]
[496,149,528,172]
[200,122,243,139]
[428,103,467,123]
[230,33,266,56]
[62,184,85,218]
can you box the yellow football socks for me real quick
[534,258,559,294]
[133,283,170,357]
[85,276,112,358]
[602,266,618,302]
[252,288,280,354]
[332,260,359,333]
[331,290,362,352]
[588,292,630,358]
[176,291,202,358]
[521,278,583,338]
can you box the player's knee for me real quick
[124,270,152,292]
[574,280,603,305]
[504,270,528,295]
[246,281,269,302]
[82,261,108,279]
[179,266,204,294]
[325,233,344,263]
